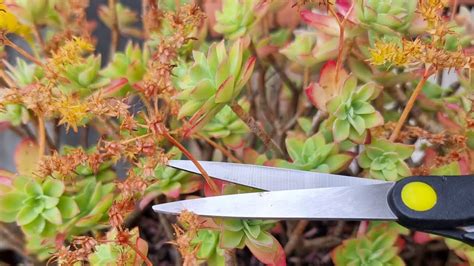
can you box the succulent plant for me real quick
[219,218,285,265]
[214,0,268,40]
[0,104,29,126]
[277,132,354,173]
[101,42,149,93]
[358,138,414,181]
[326,75,384,143]
[280,30,338,68]
[176,38,255,134]
[355,0,417,35]
[60,55,110,96]
[98,3,138,32]
[201,100,250,148]
[88,227,149,265]
[191,229,225,265]
[0,176,78,237]
[5,58,42,87]
[144,147,201,199]
[332,224,404,265]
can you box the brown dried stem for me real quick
[37,116,46,158]
[162,130,220,194]
[2,36,44,67]
[389,69,432,142]
[284,220,309,255]
[230,102,284,157]
[108,0,120,58]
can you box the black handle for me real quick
[388,175,474,245]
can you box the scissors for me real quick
[153,160,474,245]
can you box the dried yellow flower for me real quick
[50,37,94,70]
[55,95,89,132]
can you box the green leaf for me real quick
[285,137,304,162]
[0,192,25,212]
[333,119,350,142]
[42,178,65,197]
[326,154,354,173]
[0,210,18,223]
[220,230,245,249]
[25,180,42,196]
[17,206,39,225]
[215,76,235,103]
[43,196,59,209]
[57,196,80,219]
[42,207,62,225]
[22,216,45,235]
[223,219,244,231]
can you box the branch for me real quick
[230,102,284,157]
[108,0,120,58]
[389,69,432,142]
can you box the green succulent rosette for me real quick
[358,139,414,181]
[277,132,354,173]
[191,229,225,265]
[176,38,256,135]
[60,55,110,96]
[101,42,149,93]
[0,177,78,237]
[332,224,404,266]
[201,100,250,148]
[144,147,201,199]
[214,0,268,40]
[355,0,417,35]
[326,75,384,143]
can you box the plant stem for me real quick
[2,37,44,67]
[230,102,284,157]
[108,0,120,58]
[389,70,431,142]
[37,116,45,158]
[162,130,220,194]
[284,220,309,255]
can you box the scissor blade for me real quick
[168,160,386,191]
[153,183,397,220]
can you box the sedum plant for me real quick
[326,75,384,143]
[358,139,414,181]
[201,100,250,148]
[176,38,255,134]
[355,0,417,35]
[277,132,353,173]
[332,224,404,265]
[214,0,268,39]
[0,176,74,236]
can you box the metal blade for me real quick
[153,183,397,220]
[168,160,386,191]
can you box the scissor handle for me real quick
[388,175,474,245]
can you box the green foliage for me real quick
[214,0,267,40]
[332,224,404,266]
[220,218,275,249]
[358,139,413,181]
[101,42,149,91]
[88,228,148,266]
[355,0,417,35]
[176,38,256,133]
[0,177,75,236]
[277,132,353,173]
[0,104,29,126]
[145,147,201,198]
[201,100,250,148]
[60,55,110,96]
[327,75,383,143]
[191,229,225,266]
